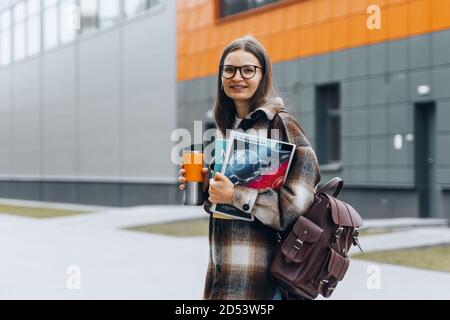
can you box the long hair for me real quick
[214,35,276,136]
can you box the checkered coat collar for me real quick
[243,97,285,121]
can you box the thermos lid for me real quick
[184,144,204,152]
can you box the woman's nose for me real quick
[232,70,244,80]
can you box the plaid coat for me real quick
[202,97,321,300]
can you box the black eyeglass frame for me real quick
[220,64,263,79]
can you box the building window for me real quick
[27,0,41,56]
[0,0,163,66]
[315,83,341,165]
[149,0,161,9]
[60,0,77,44]
[44,0,59,50]
[125,0,160,18]
[13,1,26,61]
[220,0,278,17]
[125,0,146,17]
[98,0,120,29]
[80,0,98,34]
[0,10,12,66]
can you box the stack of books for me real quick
[210,130,295,221]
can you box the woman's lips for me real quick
[229,85,248,92]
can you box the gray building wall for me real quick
[0,1,179,206]
[177,30,450,220]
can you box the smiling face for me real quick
[221,49,263,107]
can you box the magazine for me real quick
[210,130,296,221]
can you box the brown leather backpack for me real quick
[270,177,364,300]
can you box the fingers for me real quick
[179,165,209,192]
[179,165,186,191]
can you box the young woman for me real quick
[179,36,321,300]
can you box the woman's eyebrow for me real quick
[223,63,258,66]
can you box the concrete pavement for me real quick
[0,201,449,300]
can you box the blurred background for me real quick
[0,0,449,299]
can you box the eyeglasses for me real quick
[220,65,263,79]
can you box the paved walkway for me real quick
[0,201,449,300]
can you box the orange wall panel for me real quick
[177,0,450,81]
[178,34,188,56]
[331,18,348,51]
[314,0,332,24]
[432,0,450,30]
[177,0,187,12]
[298,25,315,57]
[367,18,387,43]
[370,0,387,5]
[389,0,408,5]
[255,12,272,36]
[331,0,350,19]
[269,33,286,61]
[409,0,431,35]
[315,22,332,54]
[270,9,285,34]
[347,0,368,15]
[243,15,258,35]
[258,36,272,57]
[347,14,367,47]
[284,28,301,60]
[283,3,302,30]
[297,0,315,26]
[387,5,408,39]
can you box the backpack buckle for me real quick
[352,228,364,252]
[318,279,335,298]
[335,227,344,239]
[293,239,304,250]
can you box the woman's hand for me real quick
[178,162,210,192]
[208,172,235,205]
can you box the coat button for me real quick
[243,204,250,211]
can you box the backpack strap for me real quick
[316,177,344,197]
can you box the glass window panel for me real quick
[13,2,26,22]
[98,0,119,29]
[80,0,98,33]
[44,0,59,7]
[125,0,147,17]
[330,118,341,162]
[14,21,26,61]
[27,0,42,16]
[1,10,12,29]
[60,0,80,33]
[221,0,278,17]
[1,29,12,65]
[221,0,251,17]
[149,0,160,8]
[60,0,77,43]
[27,15,41,56]
[44,5,58,50]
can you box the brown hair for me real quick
[214,35,277,136]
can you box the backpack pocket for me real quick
[327,248,350,281]
[281,216,323,264]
